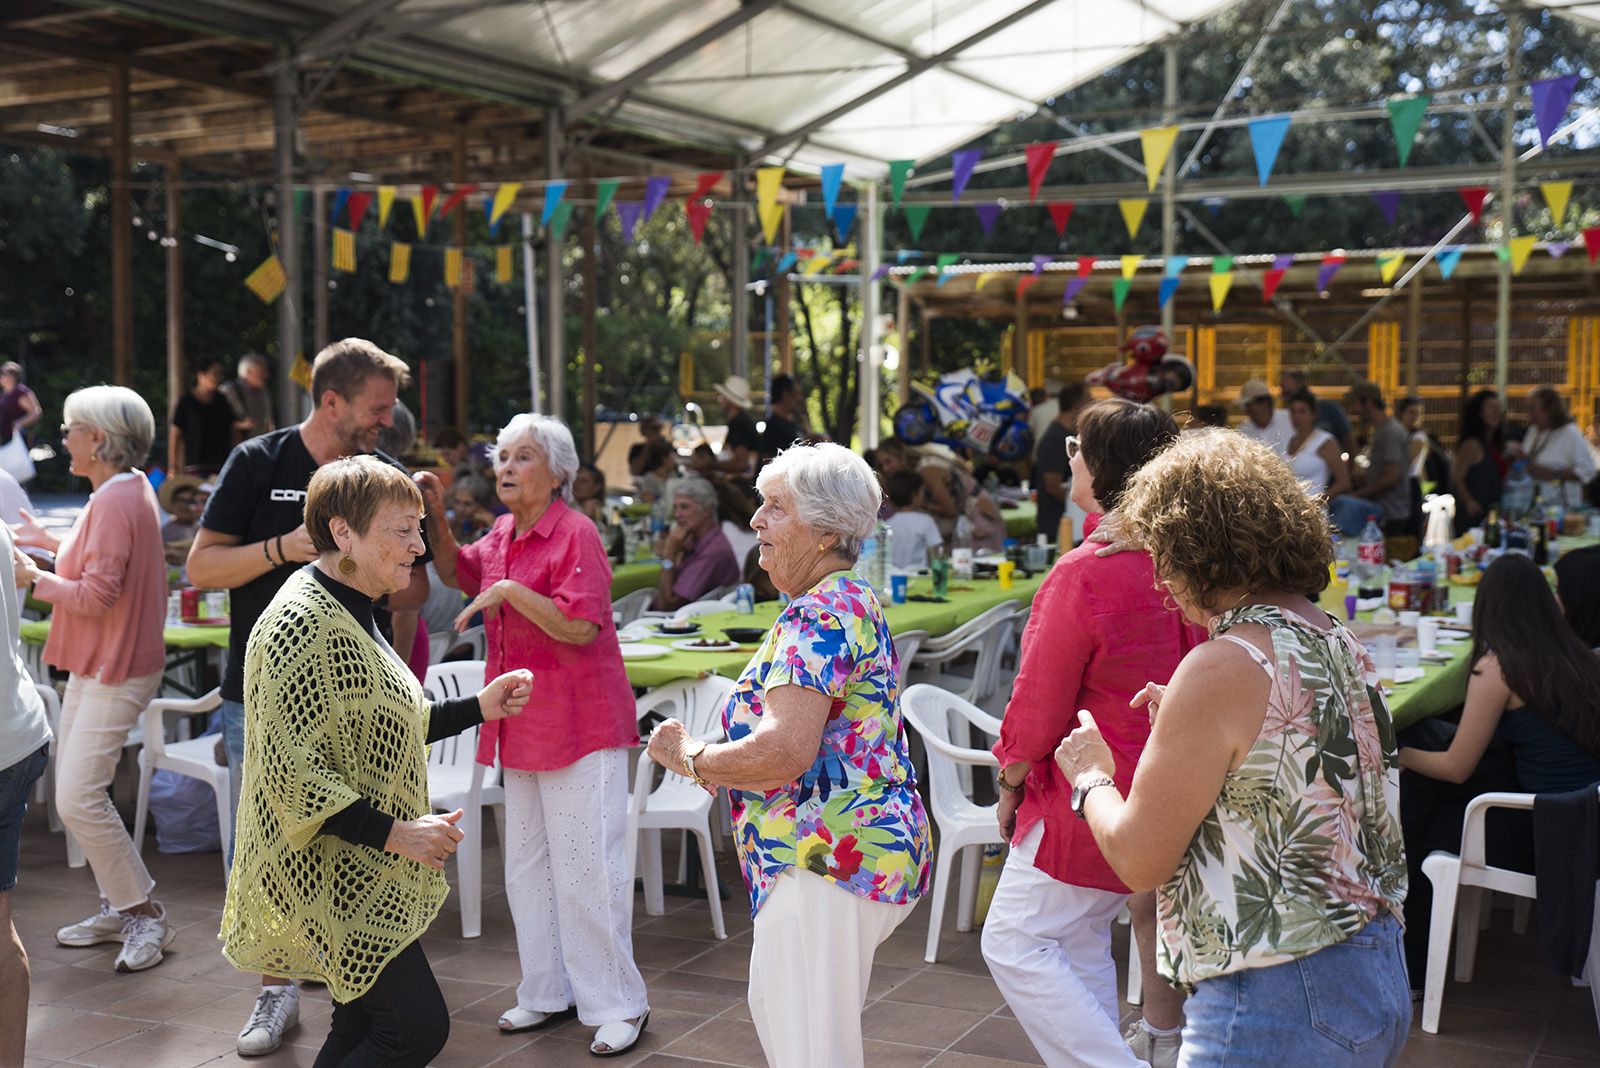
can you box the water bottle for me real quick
[857,532,878,591]
[1503,461,1535,521]
[735,583,755,615]
[1357,514,1387,589]
[952,516,975,580]
[872,521,892,596]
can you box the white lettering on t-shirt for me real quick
[270,488,307,503]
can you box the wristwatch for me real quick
[1071,776,1117,818]
[681,739,709,787]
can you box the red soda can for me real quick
[180,587,201,622]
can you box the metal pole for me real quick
[1160,38,1178,345]
[543,109,565,423]
[312,186,329,355]
[581,184,599,457]
[164,170,184,427]
[451,131,469,432]
[273,46,301,424]
[731,155,750,380]
[522,211,541,414]
[110,58,132,386]
[858,181,882,448]
[1494,11,1522,398]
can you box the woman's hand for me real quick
[11,509,58,555]
[1055,710,1116,787]
[1090,513,1145,558]
[455,579,511,631]
[1130,682,1167,727]
[478,669,533,722]
[646,718,699,782]
[415,471,446,521]
[996,779,1024,839]
[385,809,465,870]
[12,544,40,589]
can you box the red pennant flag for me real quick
[1262,268,1288,302]
[1076,256,1094,277]
[420,184,438,221]
[834,258,859,273]
[1459,186,1489,223]
[1046,202,1075,238]
[1016,275,1042,299]
[346,192,373,231]
[437,183,478,219]
[1025,142,1059,203]
[692,172,724,199]
[1584,226,1600,264]
[685,198,713,243]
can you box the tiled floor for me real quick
[11,800,1600,1067]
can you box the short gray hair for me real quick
[495,413,579,502]
[64,385,154,469]
[756,442,881,558]
[668,475,718,515]
[237,353,268,377]
[376,401,416,458]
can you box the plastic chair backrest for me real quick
[423,661,487,770]
[635,675,735,744]
[612,588,655,626]
[901,684,999,819]
[139,689,222,763]
[893,630,929,691]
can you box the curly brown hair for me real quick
[1118,429,1333,610]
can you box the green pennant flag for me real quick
[293,188,309,219]
[751,248,772,273]
[889,160,914,209]
[904,204,931,242]
[1283,195,1306,218]
[1387,95,1432,167]
[906,266,931,285]
[549,201,573,240]
[1211,255,1234,274]
[1494,244,1512,264]
[594,179,619,219]
[935,253,959,271]
[1112,277,1133,311]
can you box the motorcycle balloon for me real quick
[990,420,1032,464]
[894,402,937,445]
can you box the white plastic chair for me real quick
[612,588,655,627]
[892,630,929,692]
[901,684,1006,963]
[627,676,736,939]
[130,689,229,881]
[456,624,486,660]
[910,601,1020,706]
[422,661,503,939]
[1420,787,1600,1034]
[30,682,85,868]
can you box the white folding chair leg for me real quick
[1126,920,1143,1006]
[694,825,727,940]
[1455,885,1485,982]
[213,775,233,884]
[130,755,153,857]
[1511,896,1532,935]
[1420,853,1462,1034]
[956,844,981,933]
[676,830,690,884]
[923,842,957,963]
[455,806,483,938]
[640,830,666,916]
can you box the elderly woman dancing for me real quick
[222,456,532,1066]
[1056,430,1410,1067]
[646,442,931,1068]
[420,413,650,1057]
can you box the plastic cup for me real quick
[1454,600,1474,626]
[1417,617,1440,654]
[1398,610,1420,627]
[890,573,908,605]
[1344,594,1359,621]
[997,560,1015,589]
[1374,634,1397,688]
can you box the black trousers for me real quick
[313,940,450,1068]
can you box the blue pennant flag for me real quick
[1163,255,1189,277]
[1247,115,1292,186]
[833,203,858,241]
[541,181,567,227]
[330,187,352,225]
[1158,276,1181,307]
[820,163,845,218]
[1436,246,1464,279]
[775,251,798,275]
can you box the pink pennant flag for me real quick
[1046,202,1075,238]
[1459,187,1489,223]
[1025,142,1058,203]
[685,199,713,243]
[1016,275,1042,299]
[692,172,724,198]
[1262,268,1287,302]
[1584,227,1600,265]
[346,192,373,231]
[438,184,478,219]
[1076,256,1094,277]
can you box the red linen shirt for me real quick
[457,500,638,772]
[993,514,1206,891]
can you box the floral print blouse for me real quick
[724,571,932,916]
[1157,605,1408,991]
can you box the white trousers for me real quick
[748,869,913,1068]
[981,822,1139,1068]
[502,748,649,1027]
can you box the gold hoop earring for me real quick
[338,555,357,576]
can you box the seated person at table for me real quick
[882,470,942,571]
[1556,545,1600,649]
[158,474,207,571]
[1397,552,1600,984]
[651,476,740,613]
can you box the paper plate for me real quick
[620,643,670,660]
[671,639,741,653]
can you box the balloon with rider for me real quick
[1085,326,1194,404]
[893,360,1033,462]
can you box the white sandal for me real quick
[589,1012,649,1056]
[497,1006,566,1034]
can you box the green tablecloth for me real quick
[611,561,663,598]
[1001,500,1037,540]
[622,572,1047,688]
[20,618,230,650]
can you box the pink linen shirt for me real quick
[457,499,638,773]
[37,471,166,685]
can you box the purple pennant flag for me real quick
[1063,277,1089,303]
[1316,256,1345,291]
[642,176,671,220]
[616,200,645,242]
[1373,190,1401,225]
[1549,240,1573,259]
[950,149,983,202]
[1032,255,1051,276]
[870,264,891,281]
[974,202,1003,235]
[1531,75,1581,146]
[1272,253,1295,271]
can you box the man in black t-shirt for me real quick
[714,374,761,477]
[1033,381,1088,542]
[186,338,429,1057]
[169,359,242,475]
[760,373,806,459]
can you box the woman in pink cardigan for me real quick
[13,386,171,973]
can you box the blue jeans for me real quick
[1329,495,1382,537]
[222,698,246,868]
[1179,914,1411,1068]
[0,743,49,892]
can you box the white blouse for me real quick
[1288,427,1334,493]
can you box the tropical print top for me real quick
[724,571,932,916]
[1157,605,1407,991]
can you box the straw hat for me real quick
[158,473,204,513]
[714,375,752,410]
[1235,379,1274,407]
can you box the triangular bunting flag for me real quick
[487,183,520,236]
[595,179,619,219]
[1120,255,1141,280]
[820,163,844,218]
[1387,95,1431,167]
[759,202,783,244]
[1163,255,1189,277]
[950,149,982,203]
[904,204,931,243]
[420,184,437,222]
[1509,234,1538,274]
[616,201,644,242]
[1584,227,1600,264]
[642,176,671,220]
[1016,275,1041,299]
[888,160,913,208]
[347,192,372,232]
[1076,256,1095,277]
[1494,246,1512,264]
[376,186,396,228]
[1064,276,1089,303]
[806,256,833,276]
[1046,201,1074,238]
[331,227,355,273]
[1531,75,1580,146]
[1139,126,1180,192]
[1031,255,1051,275]
[775,251,798,274]
[438,184,477,219]
[1542,180,1573,224]
[1377,251,1405,284]
[1273,253,1295,270]
[330,188,351,225]
[1459,187,1489,223]
[549,201,573,241]
[1119,199,1148,238]
[756,167,785,216]
[1550,240,1573,259]
[541,182,567,226]
[906,267,931,286]
[444,247,462,289]
[833,202,858,241]
[1283,195,1307,218]
[1211,255,1234,274]
[974,202,1003,236]
[496,244,513,283]
[1112,277,1133,311]
[409,194,429,237]
[1025,142,1058,202]
[1158,276,1181,307]
[1373,190,1401,225]
[1316,253,1346,291]
[1262,267,1287,302]
[388,241,410,284]
[973,272,999,291]
[693,171,723,199]
[685,199,713,243]
[1247,115,1292,186]
[1210,272,1233,311]
[935,253,960,272]
[244,255,286,303]
[870,264,891,281]
[1436,247,1464,279]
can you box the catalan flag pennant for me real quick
[332,228,355,273]
[445,247,463,289]
[245,255,286,303]
[388,241,411,284]
[496,244,513,283]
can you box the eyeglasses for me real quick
[1065,435,1081,462]
[60,423,83,436]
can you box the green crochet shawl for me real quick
[220,569,446,1002]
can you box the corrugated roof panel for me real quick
[803,66,1031,164]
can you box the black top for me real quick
[1454,445,1504,536]
[726,410,761,454]
[761,412,803,457]
[171,390,237,471]
[307,565,483,850]
[1496,705,1600,794]
[199,426,431,703]
[1033,420,1071,540]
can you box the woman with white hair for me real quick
[646,442,931,1068]
[12,387,171,973]
[650,474,740,612]
[418,413,650,1057]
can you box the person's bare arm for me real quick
[1361,459,1403,501]
[1399,655,1510,784]
[1321,438,1352,498]
[1451,439,1485,517]
[1040,469,1066,504]
[186,524,316,591]
[416,472,460,588]
[167,424,184,474]
[919,466,959,519]
[649,684,832,793]
[15,389,39,431]
[456,578,599,646]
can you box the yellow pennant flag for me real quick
[388,241,411,284]
[805,255,833,275]
[332,227,355,273]
[1209,272,1233,311]
[289,351,311,392]
[1509,234,1538,274]
[244,255,286,303]
[1139,126,1180,192]
[490,183,522,229]
[444,247,463,288]
[1541,180,1572,224]
[376,186,396,228]
[1378,252,1405,284]
[496,244,513,283]
[973,272,998,291]
[756,167,785,216]
[759,202,783,244]
[1120,254,1141,280]
[1119,199,1148,239]
[410,195,429,237]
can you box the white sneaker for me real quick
[112,903,174,972]
[237,985,300,1057]
[56,900,128,947]
[1124,1018,1182,1068]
